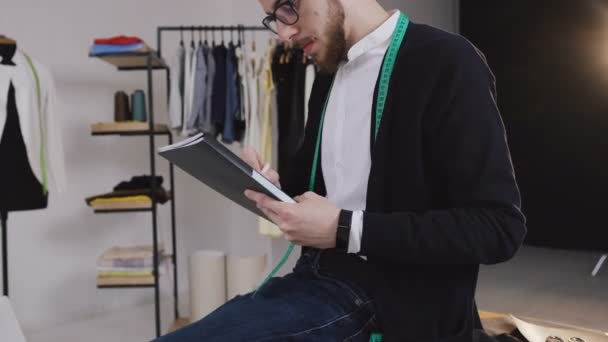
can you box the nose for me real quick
[276,21,299,42]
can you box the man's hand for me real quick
[244,190,340,249]
[241,146,281,188]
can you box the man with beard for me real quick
[156,1,526,341]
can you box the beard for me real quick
[314,0,347,74]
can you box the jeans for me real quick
[155,249,377,341]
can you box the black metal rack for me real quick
[156,25,268,58]
[90,51,178,338]
[152,24,268,329]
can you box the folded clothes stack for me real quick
[86,176,170,210]
[90,35,150,56]
[97,245,167,286]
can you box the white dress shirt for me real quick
[322,11,400,254]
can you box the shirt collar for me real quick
[347,10,401,62]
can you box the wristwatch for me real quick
[336,209,353,252]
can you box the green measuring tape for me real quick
[257,13,410,341]
[22,52,48,195]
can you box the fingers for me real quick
[256,203,279,222]
[262,167,281,188]
[245,190,291,218]
[294,191,317,202]
[242,146,263,170]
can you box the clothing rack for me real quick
[153,24,269,328]
[156,25,269,59]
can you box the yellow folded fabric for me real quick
[97,270,154,277]
[90,195,151,205]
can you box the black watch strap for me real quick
[336,209,353,252]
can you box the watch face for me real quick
[568,338,585,342]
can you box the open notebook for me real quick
[158,133,295,220]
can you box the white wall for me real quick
[380,0,460,32]
[0,0,458,338]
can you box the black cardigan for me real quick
[281,22,527,342]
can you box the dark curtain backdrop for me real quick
[460,0,608,251]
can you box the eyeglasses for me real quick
[262,0,300,34]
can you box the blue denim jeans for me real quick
[155,249,377,341]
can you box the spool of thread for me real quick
[114,91,130,122]
[131,90,147,122]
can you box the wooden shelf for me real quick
[91,122,170,136]
[90,51,167,71]
[97,283,155,289]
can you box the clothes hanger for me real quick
[198,29,203,47]
[190,27,195,49]
[204,29,209,46]
[179,27,184,47]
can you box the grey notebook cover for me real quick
[158,133,294,220]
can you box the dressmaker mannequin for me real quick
[0,36,48,297]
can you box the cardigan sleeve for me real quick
[360,37,527,265]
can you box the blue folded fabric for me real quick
[91,42,145,56]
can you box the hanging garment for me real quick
[182,45,197,136]
[232,44,245,142]
[0,50,67,200]
[201,45,216,134]
[272,44,306,175]
[235,43,251,144]
[211,44,228,137]
[258,44,282,238]
[187,45,208,134]
[222,44,238,144]
[168,45,185,129]
[244,49,262,151]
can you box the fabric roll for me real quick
[226,254,267,300]
[189,250,227,321]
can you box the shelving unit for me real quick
[89,50,179,338]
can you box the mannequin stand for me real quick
[1,210,7,296]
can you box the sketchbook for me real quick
[158,133,295,220]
